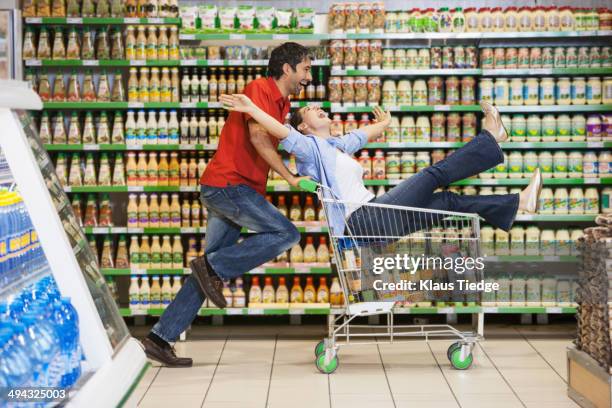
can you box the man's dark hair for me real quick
[267,42,311,79]
[289,108,305,130]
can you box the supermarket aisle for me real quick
[127,324,579,408]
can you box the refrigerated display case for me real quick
[0,0,21,79]
[0,80,147,407]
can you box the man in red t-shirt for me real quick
[143,43,313,366]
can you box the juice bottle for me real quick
[303,277,316,303]
[161,235,173,269]
[129,276,140,312]
[179,155,188,186]
[290,277,303,303]
[197,152,207,180]
[138,67,150,102]
[198,115,208,144]
[161,276,172,308]
[249,276,262,304]
[169,193,181,227]
[150,235,162,268]
[233,278,246,307]
[168,152,179,185]
[303,236,317,262]
[208,114,218,144]
[129,236,140,267]
[276,277,289,303]
[127,194,138,228]
[330,277,343,306]
[168,110,179,144]
[139,236,151,268]
[146,110,158,144]
[191,197,201,227]
[136,152,147,185]
[185,237,197,265]
[316,236,330,263]
[171,276,182,300]
[126,152,138,186]
[181,198,190,227]
[168,26,179,60]
[136,110,147,144]
[148,193,159,227]
[262,277,275,303]
[137,193,149,227]
[160,69,172,102]
[135,26,146,60]
[316,277,329,303]
[171,68,180,102]
[180,70,190,103]
[188,155,198,186]
[147,153,159,186]
[159,193,170,227]
[150,276,162,308]
[149,67,160,102]
[189,114,198,144]
[158,152,169,186]
[125,26,136,60]
[127,68,139,102]
[139,276,150,310]
[112,153,126,186]
[172,235,183,268]
[157,26,169,60]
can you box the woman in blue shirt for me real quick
[220,94,542,238]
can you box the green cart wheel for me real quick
[449,347,473,370]
[315,352,339,374]
[314,340,325,357]
[447,342,462,361]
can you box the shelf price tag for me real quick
[482,307,498,313]
[128,228,144,233]
[305,226,322,233]
[128,102,144,108]
[289,308,304,315]
[181,60,196,66]
[130,60,146,66]
[273,34,290,40]
[179,102,196,108]
[92,227,108,234]
[180,34,196,40]
[128,186,144,192]
[547,307,562,313]
[585,178,600,184]
[227,59,242,65]
[83,144,100,151]
[587,142,604,148]
[434,105,451,111]
[179,186,196,192]
[148,18,164,24]
[438,307,454,314]
[83,60,99,66]
[26,59,42,66]
[543,256,558,262]
[26,17,42,23]
[248,308,264,315]
[226,308,243,315]
[181,227,196,233]
[250,268,264,274]
[123,18,139,24]
[247,59,266,66]
[66,17,83,24]
[293,265,309,274]
[229,34,246,40]
[179,144,196,150]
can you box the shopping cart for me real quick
[298,179,484,374]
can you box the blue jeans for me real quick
[151,184,300,342]
[347,130,519,236]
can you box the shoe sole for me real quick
[526,170,543,214]
[191,260,228,309]
[481,101,508,142]
[144,348,193,368]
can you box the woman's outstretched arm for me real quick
[220,94,290,140]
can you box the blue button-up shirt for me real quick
[280,126,368,236]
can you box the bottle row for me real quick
[22,25,180,61]
[0,192,44,285]
[499,113,610,142]
[39,110,225,146]
[329,4,610,34]
[93,233,333,269]
[179,45,328,62]
[487,226,585,256]
[479,46,612,70]
[22,0,179,18]
[481,275,577,307]
[125,275,181,311]
[352,149,611,180]
[0,276,84,390]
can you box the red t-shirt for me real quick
[201,77,290,195]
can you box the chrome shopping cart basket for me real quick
[298,180,484,374]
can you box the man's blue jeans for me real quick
[347,130,519,236]
[151,184,300,342]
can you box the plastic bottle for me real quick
[136,110,147,145]
[275,277,288,304]
[171,276,182,300]
[303,277,316,303]
[584,188,599,214]
[134,275,148,310]
[290,277,303,303]
[146,110,158,145]
[249,276,262,304]
[554,188,569,214]
[150,276,161,308]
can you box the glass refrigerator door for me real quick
[0,10,9,78]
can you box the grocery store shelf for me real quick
[496,105,612,113]
[328,30,612,40]
[363,141,611,149]
[102,265,331,275]
[332,68,483,76]
[82,223,328,234]
[24,17,181,24]
[331,104,482,113]
[44,143,219,151]
[290,101,331,108]
[357,178,610,187]
[119,306,331,317]
[484,255,578,263]
[25,59,181,67]
[42,102,224,109]
[180,59,329,67]
[514,214,597,222]
[482,68,612,76]
[179,32,326,41]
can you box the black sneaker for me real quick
[190,256,227,308]
[142,338,193,367]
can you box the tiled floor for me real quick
[127,323,579,408]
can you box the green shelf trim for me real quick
[514,214,597,221]
[335,30,612,40]
[496,105,612,113]
[82,225,329,234]
[290,101,331,108]
[44,143,219,151]
[331,105,482,113]
[65,186,127,192]
[25,59,180,67]
[481,68,612,76]
[180,59,329,67]
[42,102,224,109]
[102,268,186,275]
[25,17,181,24]
[179,33,326,41]
[450,178,609,186]
[337,68,483,76]
[363,141,612,149]
[494,307,576,314]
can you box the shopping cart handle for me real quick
[298,179,318,193]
